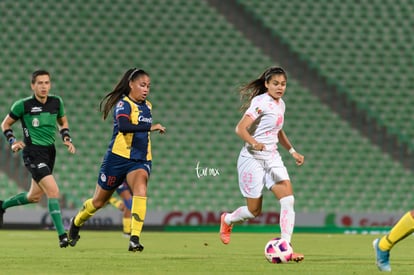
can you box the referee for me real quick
[1,70,76,248]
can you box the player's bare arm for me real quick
[235,114,265,151]
[151,123,166,134]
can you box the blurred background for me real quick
[0,0,413,228]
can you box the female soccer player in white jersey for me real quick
[219,66,305,262]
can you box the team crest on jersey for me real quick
[255,107,263,115]
[32,118,40,127]
[117,101,124,108]
[100,173,107,182]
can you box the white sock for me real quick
[225,206,254,225]
[279,195,295,243]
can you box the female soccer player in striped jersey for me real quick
[219,67,305,262]
[68,68,166,252]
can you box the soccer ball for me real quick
[264,237,293,264]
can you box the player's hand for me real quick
[11,141,25,152]
[292,152,304,166]
[64,141,76,154]
[252,143,266,151]
[151,123,166,134]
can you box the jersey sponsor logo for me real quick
[32,118,40,127]
[138,116,152,123]
[31,106,42,113]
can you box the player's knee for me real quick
[92,199,107,209]
[27,196,42,203]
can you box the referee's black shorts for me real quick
[23,144,56,182]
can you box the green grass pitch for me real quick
[1,230,413,274]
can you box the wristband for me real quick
[8,137,16,145]
[289,147,296,154]
[3,129,16,145]
[60,128,71,141]
[3,129,14,139]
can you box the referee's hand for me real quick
[64,140,76,154]
[11,141,25,152]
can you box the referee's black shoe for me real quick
[128,235,144,252]
[59,233,69,248]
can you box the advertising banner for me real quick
[3,208,402,230]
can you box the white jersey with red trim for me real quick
[240,93,285,160]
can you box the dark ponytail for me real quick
[100,68,149,120]
[239,66,286,112]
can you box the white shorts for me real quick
[237,152,290,199]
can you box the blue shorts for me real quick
[116,182,132,210]
[97,151,152,191]
[116,182,131,194]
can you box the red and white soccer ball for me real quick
[264,237,293,264]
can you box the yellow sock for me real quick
[109,197,123,209]
[123,217,132,234]
[379,211,414,250]
[130,196,147,237]
[74,199,98,227]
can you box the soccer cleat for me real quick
[373,238,391,272]
[59,233,69,248]
[219,213,233,244]
[0,200,5,228]
[291,252,305,262]
[128,235,144,252]
[68,217,81,247]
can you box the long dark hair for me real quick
[100,68,149,120]
[239,66,287,111]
